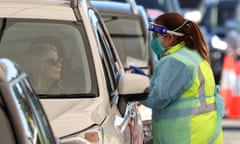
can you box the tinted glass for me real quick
[103,16,148,67]
[0,19,97,97]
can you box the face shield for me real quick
[148,22,184,37]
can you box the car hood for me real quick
[40,98,106,137]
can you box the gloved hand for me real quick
[129,65,146,76]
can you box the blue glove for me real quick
[129,65,146,76]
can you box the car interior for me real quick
[0,21,95,96]
[102,15,148,68]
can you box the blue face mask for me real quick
[150,36,165,55]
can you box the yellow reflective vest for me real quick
[142,42,224,144]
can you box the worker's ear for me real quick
[165,34,176,46]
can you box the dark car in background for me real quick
[199,0,240,84]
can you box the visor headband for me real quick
[149,21,188,37]
[173,20,188,32]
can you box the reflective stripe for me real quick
[192,100,215,115]
[198,68,206,96]
[158,50,215,119]
[234,77,240,95]
[158,102,216,119]
[178,51,206,96]
[177,50,206,96]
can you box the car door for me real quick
[88,8,144,144]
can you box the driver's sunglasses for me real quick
[46,58,62,66]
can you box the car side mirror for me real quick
[118,73,150,101]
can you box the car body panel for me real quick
[0,1,76,20]
[0,58,58,144]
[91,1,152,143]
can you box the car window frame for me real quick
[0,18,99,98]
[0,72,57,144]
[88,8,120,102]
[100,12,149,67]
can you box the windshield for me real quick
[0,19,97,97]
[103,15,148,68]
[201,0,240,28]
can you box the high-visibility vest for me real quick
[152,47,224,144]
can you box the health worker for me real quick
[141,12,224,144]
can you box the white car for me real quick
[91,1,154,143]
[0,0,150,144]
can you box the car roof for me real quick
[0,0,77,20]
[204,0,238,5]
[91,0,141,15]
[91,1,148,31]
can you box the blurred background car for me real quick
[178,0,203,23]
[91,0,154,76]
[199,0,240,84]
[98,0,181,20]
[129,0,181,20]
[0,0,150,144]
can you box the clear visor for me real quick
[148,22,184,36]
[149,22,168,35]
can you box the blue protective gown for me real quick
[141,42,193,118]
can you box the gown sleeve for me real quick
[141,57,194,110]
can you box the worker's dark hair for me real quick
[154,12,210,63]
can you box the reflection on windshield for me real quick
[103,16,148,68]
[0,21,95,96]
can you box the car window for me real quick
[88,9,120,93]
[0,19,98,97]
[102,14,148,68]
[217,5,236,27]
[201,0,239,28]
